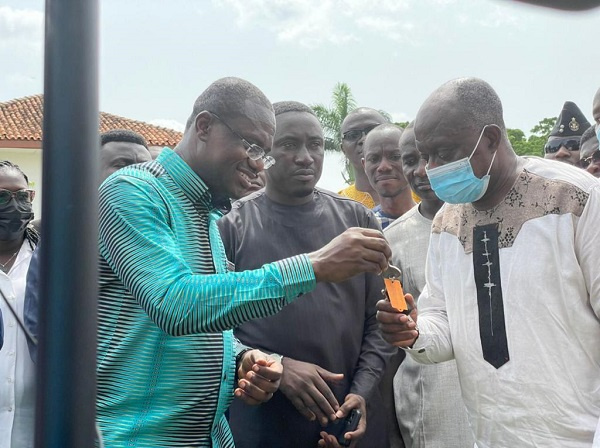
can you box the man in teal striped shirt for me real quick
[97,77,392,447]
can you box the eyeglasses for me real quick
[342,124,381,143]
[0,189,35,205]
[210,113,275,169]
[579,150,600,168]
[544,137,580,154]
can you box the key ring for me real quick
[382,264,402,280]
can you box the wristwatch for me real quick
[235,348,253,367]
[236,349,283,367]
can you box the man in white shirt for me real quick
[0,161,39,448]
[362,123,415,230]
[0,245,37,448]
[385,122,473,448]
[377,77,600,447]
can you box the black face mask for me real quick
[0,200,34,241]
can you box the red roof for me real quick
[0,94,182,147]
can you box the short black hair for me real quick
[344,107,391,124]
[364,123,403,154]
[399,121,417,150]
[273,101,316,117]
[580,124,596,146]
[428,78,505,133]
[0,160,29,184]
[451,78,506,131]
[368,123,403,134]
[185,77,273,131]
[100,129,148,148]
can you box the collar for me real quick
[373,204,397,219]
[0,238,34,279]
[157,148,227,212]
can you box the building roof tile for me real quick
[0,94,182,147]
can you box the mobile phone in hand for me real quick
[324,409,362,447]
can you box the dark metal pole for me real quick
[36,0,99,446]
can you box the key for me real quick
[382,265,408,313]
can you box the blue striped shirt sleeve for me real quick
[99,175,316,336]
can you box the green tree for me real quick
[312,83,357,183]
[530,117,557,137]
[524,135,547,157]
[507,128,529,156]
[526,116,556,157]
[507,117,556,157]
[312,82,357,153]
[312,83,392,184]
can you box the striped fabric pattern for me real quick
[97,148,316,447]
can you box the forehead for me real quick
[275,111,323,138]
[0,168,27,189]
[229,113,276,148]
[363,129,402,153]
[341,110,385,132]
[415,99,461,136]
[102,141,149,158]
[240,102,276,129]
[231,102,276,136]
[414,102,472,151]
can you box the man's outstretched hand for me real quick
[308,227,391,283]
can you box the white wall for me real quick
[0,148,43,219]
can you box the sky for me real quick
[1,0,599,191]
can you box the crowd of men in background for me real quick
[0,77,599,448]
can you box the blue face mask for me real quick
[596,123,600,142]
[425,125,497,204]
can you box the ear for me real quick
[484,125,502,151]
[194,111,214,142]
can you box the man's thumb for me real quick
[317,367,344,383]
[406,293,418,322]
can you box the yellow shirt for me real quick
[338,184,421,208]
[338,184,376,209]
[412,191,421,203]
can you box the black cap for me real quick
[548,101,591,138]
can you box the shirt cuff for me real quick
[403,334,428,355]
[274,254,317,302]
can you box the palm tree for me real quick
[312,83,393,184]
[312,83,357,183]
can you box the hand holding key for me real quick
[308,228,391,283]
[377,267,419,347]
[382,265,408,313]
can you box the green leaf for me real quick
[311,82,359,183]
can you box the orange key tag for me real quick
[382,265,408,313]
[384,277,408,313]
